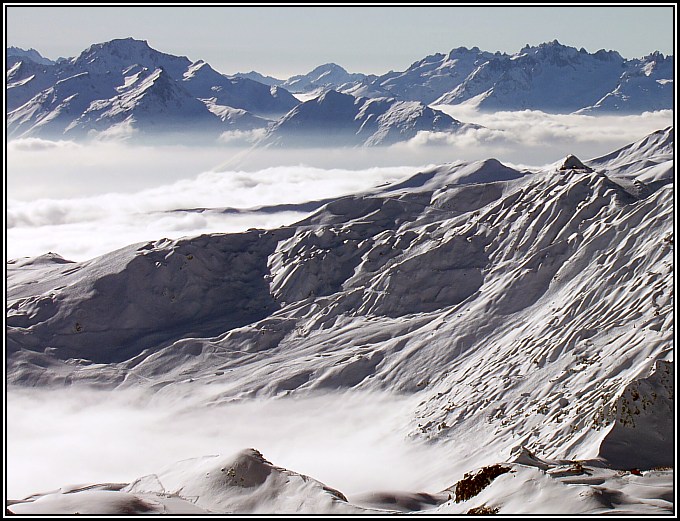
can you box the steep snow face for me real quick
[70,68,228,139]
[6,58,59,113]
[7,230,289,366]
[260,90,471,147]
[7,71,119,139]
[588,126,674,182]
[6,38,298,140]
[7,129,674,513]
[282,63,370,93]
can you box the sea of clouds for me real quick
[6,110,672,262]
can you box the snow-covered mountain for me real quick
[577,51,674,114]
[354,41,671,113]
[181,59,298,118]
[7,39,670,143]
[6,38,298,140]
[7,46,55,66]
[229,41,671,113]
[362,46,496,105]
[433,41,628,111]
[230,70,285,87]
[233,63,372,95]
[7,128,674,513]
[259,89,475,147]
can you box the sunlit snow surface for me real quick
[6,128,674,514]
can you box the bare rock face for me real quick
[559,154,594,172]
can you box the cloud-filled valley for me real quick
[7,110,672,262]
[8,388,455,502]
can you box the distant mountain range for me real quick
[234,63,374,98]
[6,38,298,142]
[6,39,673,144]
[240,40,673,113]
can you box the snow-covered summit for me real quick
[70,38,191,79]
[282,62,370,93]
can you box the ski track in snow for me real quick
[6,127,674,515]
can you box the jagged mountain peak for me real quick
[6,37,301,139]
[7,46,55,66]
[447,45,482,56]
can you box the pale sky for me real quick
[5,5,676,79]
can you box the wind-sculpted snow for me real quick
[9,449,373,514]
[7,229,290,367]
[6,129,674,513]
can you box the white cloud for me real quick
[218,128,267,145]
[7,388,456,501]
[6,163,418,261]
[433,106,673,151]
[6,112,672,261]
[89,119,139,142]
[8,137,83,152]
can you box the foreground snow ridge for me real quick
[6,127,674,514]
[7,448,674,514]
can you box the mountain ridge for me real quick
[7,39,672,143]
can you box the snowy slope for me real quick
[369,47,495,105]
[8,448,673,515]
[577,52,674,114]
[259,89,473,147]
[6,38,297,140]
[182,60,298,117]
[6,57,59,113]
[436,41,627,111]
[10,449,368,514]
[7,129,674,513]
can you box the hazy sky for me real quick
[6,5,675,78]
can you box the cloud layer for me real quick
[6,110,672,261]
[7,162,417,261]
[7,388,455,501]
